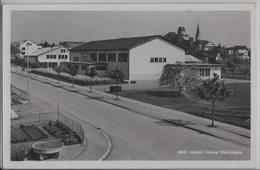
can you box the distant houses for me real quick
[226,46,250,60]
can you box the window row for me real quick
[199,68,210,76]
[89,53,128,62]
[150,57,167,63]
[47,54,68,59]
[60,49,66,53]
[73,65,106,71]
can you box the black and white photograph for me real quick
[1,1,259,169]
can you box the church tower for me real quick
[195,24,200,42]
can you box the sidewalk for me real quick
[13,70,250,147]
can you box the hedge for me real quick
[30,69,115,86]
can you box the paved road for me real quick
[11,73,250,160]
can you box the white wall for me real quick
[129,38,186,80]
[38,47,69,66]
[20,40,41,59]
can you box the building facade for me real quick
[25,46,69,68]
[70,35,222,81]
[19,40,42,59]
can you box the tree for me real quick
[54,65,63,83]
[198,74,232,127]
[159,64,199,96]
[110,67,124,100]
[66,65,78,87]
[85,67,97,93]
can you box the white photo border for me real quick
[2,1,259,169]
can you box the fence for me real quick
[11,111,85,143]
[11,84,28,101]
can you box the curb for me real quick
[60,111,113,161]
[96,128,113,161]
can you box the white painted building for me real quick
[25,46,69,68]
[70,35,222,80]
[19,40,42,59]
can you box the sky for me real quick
[11,11,250,47]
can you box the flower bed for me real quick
[11,128,28,143]
[43,121,82,145]
[21,125,48,141]
[31,68,115,86]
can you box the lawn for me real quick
[118,83,250,128]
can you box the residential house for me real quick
[19,40,42,59]
[226,46,250,60]
[25,46,69,68]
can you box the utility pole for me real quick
[57,99,60,122]
[26,45,29,75]
[26,78,29,102]
[26,43,30,102]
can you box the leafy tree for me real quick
[86,67,97,93]
[66,65,78,87]
[198,74,232,127]
[159,64,199,95]
[54,65,63,83]
[110,67,124,100]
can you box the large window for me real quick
[95,66,106,71]
[81,65,87,70]
[108,53,116,62]
[118,53,128,62]
[90,53,97,62]
[150,58,155,63]
[163,58,167,62]
[200,68,210,76]
[74,57,79,62]
[98,53,107,62]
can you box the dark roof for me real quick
[71,35,185,52]
[233,45,248,50]
[168,63,222,67]
[60,41,86,49]
[11,44,20,53]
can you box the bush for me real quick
[31,69,115,86]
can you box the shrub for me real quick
[31,68,114,86]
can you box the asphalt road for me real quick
[11,73,250,160]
